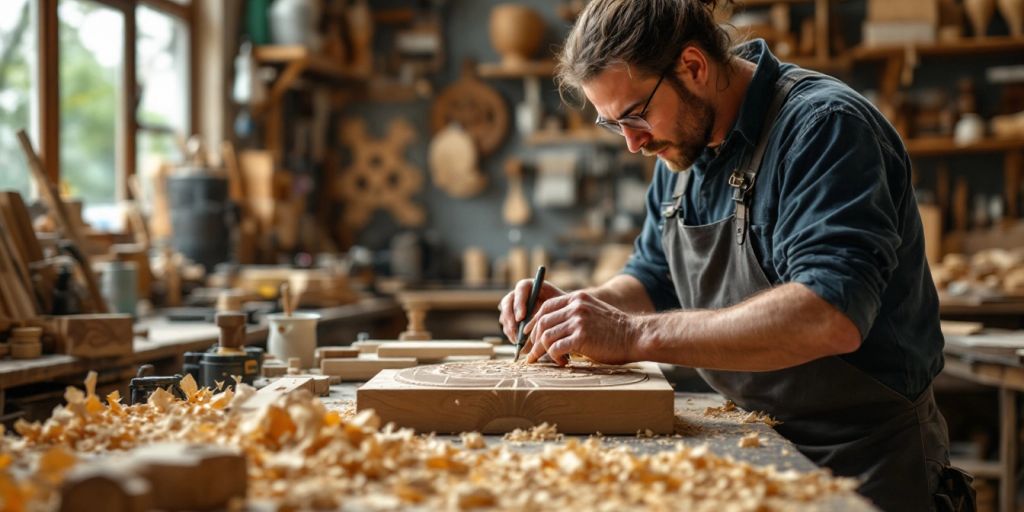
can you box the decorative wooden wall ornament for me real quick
[428,123,487,198]
[430,62,509,156]
[336,119,426,229]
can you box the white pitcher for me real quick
[266,312,320,369]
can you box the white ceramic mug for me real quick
[266,312,320,369]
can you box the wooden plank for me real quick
[236,376,314,412]
[357,361,675,435]
[16,131,107,313]
[43,314,134,358]
[0,225,35,320]
[314,346,360,367]
[320,356,418,381]
[940,320,985,336]
[375,341,494,361]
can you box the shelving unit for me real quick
[252,45,369,160]
[906,137,1024,157]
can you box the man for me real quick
[498,0,975,510]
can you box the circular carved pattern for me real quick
[430,71,508,156]
[395,360,648,388]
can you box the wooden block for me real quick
[867,0,939,24]
[10,340,41,359]
[284,374,331,396]
[941,320,985,336]
[357,361,675,435]
[315,346,360,366]
[43,314,134,358]
[238,376,315,411]
[376,341,494,362]
[60,464,151,512]
[321,356,418,381]
[131,443,247,511]
[262,362,288,378]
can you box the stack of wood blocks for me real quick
[0,188,134,359]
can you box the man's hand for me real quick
[522,291,642,366]
[499,279,566,347]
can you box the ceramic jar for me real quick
[267,312,320,369]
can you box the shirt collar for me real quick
[727,39,783,148]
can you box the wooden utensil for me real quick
[503,158,531,226]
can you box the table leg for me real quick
[1000,386,1017,512]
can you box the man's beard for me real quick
[641,79,715,173]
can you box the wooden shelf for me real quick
[253,45,370,81]
[851,36,1024,61]
[477,60,556,79]
[787,55,852,74]
[905,136,1024,157]
[738,0,832,5]
[525,129,621,147]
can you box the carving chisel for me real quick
[514,265,546,362]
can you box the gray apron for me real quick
[660,69,974,511]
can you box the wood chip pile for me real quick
[0,374,858,511]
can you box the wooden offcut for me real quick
[43,314,134,358]
[357,361,675,435]
[321,356,418,381]
[375,341,494,362]
[237,376,315,412]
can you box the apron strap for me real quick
[731,68,825,245]
[663,169,692,218]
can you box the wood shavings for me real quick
[2,375,862,511]
[738,433,762,448]
[703,400,738,417]
[503,422,563,442]
[703,400,781,427]
[741,411,781,427]
[460,432,486,450]
[673,411,704,436]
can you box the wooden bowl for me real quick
[489,4,546,67]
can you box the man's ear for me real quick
[677,46,709,88]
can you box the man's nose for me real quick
[622,126,651,153]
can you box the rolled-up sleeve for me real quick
[622,164,681,311]
[773,110,902,338]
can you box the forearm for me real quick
[584,274,656,314]
[634,283,862,370]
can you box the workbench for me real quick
[0,297,402,424]
[942,332,1024,512]
[322,386,877,511]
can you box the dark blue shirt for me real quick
[622,40,943,400]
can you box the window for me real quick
[0,0,39,198]
[136,4,190,176]
[58,0,124,206]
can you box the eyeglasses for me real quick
[595,69,667,136]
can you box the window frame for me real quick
[37,0,194,200]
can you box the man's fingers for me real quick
[546,337,577,367]
[513,279,534,321]
[525,293,574,334]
